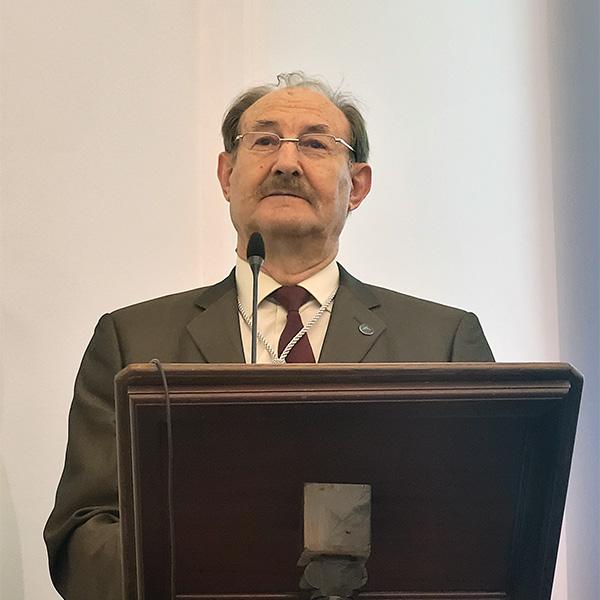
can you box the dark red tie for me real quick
[272,286,316,363]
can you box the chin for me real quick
[259,219,319,239]
[252,206,317,235]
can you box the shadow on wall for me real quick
[1,458,24,599]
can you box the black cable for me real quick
[150,358,176,600]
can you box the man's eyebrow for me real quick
[301,123,332,134]
[250,119,279,130]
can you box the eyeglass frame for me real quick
[233,131,356,157]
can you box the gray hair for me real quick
[221,72,369,163]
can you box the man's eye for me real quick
[300,136,329,151]
[253,135,278,147]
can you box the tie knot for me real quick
[272,285,312,312]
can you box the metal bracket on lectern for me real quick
[298,483,371,600]
[300,555,368,600]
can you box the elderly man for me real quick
[45,73,493,599]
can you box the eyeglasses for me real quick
[234,132,355,158]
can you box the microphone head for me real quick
[247,232,265,260]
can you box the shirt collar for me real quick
[235,256,339,311]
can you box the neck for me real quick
[237,235,338,285]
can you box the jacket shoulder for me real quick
[339,265,469,320]
[367,283,469,320]
[109,272,235,325]
[111,287,203,320]
[99,273,236,362]
[337,265,493,361]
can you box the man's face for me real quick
[217,87,371,254]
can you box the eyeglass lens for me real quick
[242,132,339,156]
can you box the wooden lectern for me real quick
[115,363,582,600]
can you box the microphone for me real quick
[246,232,265,364]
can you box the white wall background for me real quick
[1,1,597,598]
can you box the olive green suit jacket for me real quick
[44,266,493,599]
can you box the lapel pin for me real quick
[358,323,374,336]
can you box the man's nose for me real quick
[271,140,303,177]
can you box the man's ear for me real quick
[348,162,372,211]
[217,152,234,201]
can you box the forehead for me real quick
[240,87,350,137]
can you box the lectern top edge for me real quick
[115,361,583,389]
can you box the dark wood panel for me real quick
[115,363,582,600]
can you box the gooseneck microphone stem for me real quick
[246,232,265,364]
[250,260,260,362]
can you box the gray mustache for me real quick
[258,175,313,200]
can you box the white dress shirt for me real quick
[235,256,339,364]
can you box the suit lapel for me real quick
[186,271,245,363]
[320,266,386,363]
[185,265,386,364]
